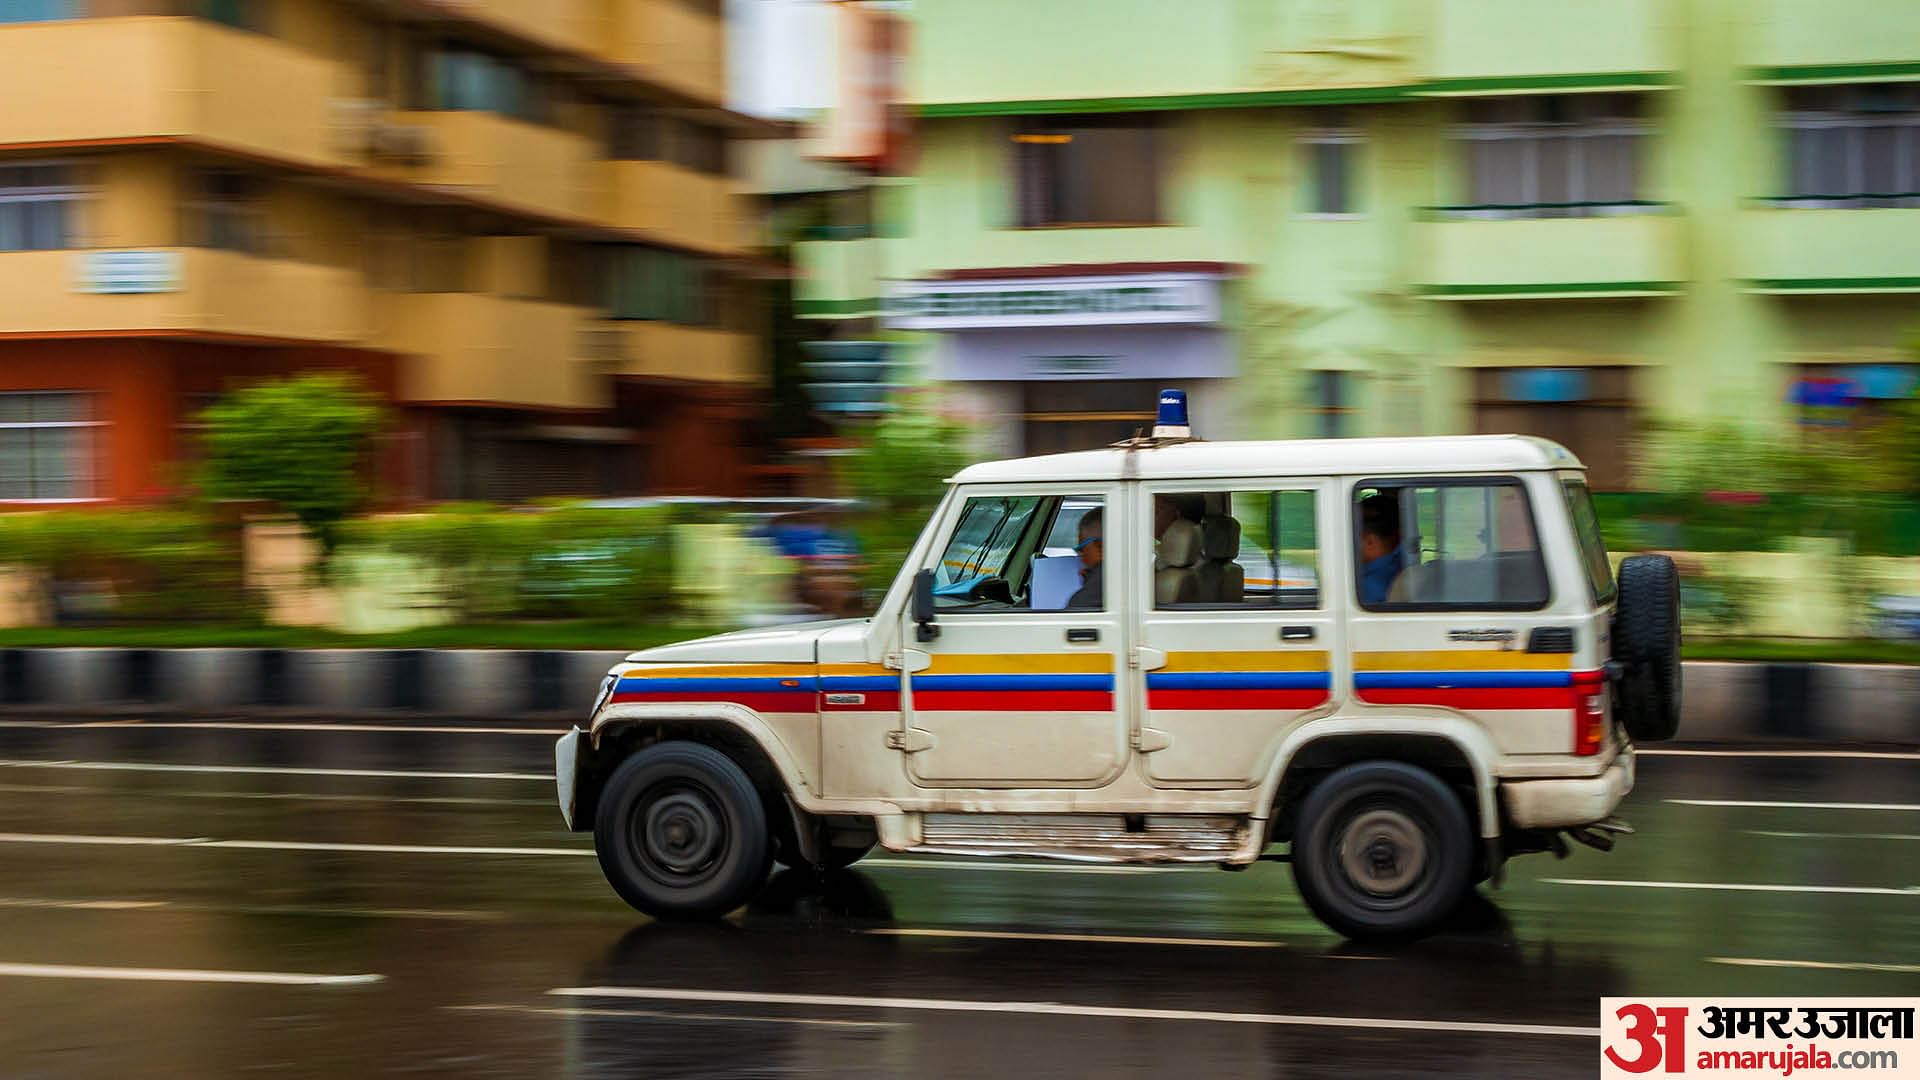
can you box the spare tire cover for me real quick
[1613,554,1682,742]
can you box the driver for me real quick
[1067,507,1103,609]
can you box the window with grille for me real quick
[0,393,98,501]
[0,163,81,252]
[191,170,268,254]
[1780,84,1920,207]
[1452,94,1649,219]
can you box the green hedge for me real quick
[1593,492,1920,556]
[0,509,256,623]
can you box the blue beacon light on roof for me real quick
[1152,389,1192,439]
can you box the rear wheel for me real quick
[1614,554,1682,743]
[594,742,772,920]
[1290,761,1474,941]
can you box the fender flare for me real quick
[1253,715,1504,839]
[589,701,815,797]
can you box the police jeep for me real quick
[556,393,1679,939]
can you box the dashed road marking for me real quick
[547,986,1600,1038]
[1543,878,1919,897]
[0,895,506,922]
[0,832,594,857]
[0,782,550,806]
[0,760,552,782]
[0,962,383,987]
[1668,799,1920,812]
[1708,957,1920,975]
[448,1003,904,1030]
[1748,830,1920,842]
[863,928,1281,949]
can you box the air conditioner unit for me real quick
[370,122,437,167]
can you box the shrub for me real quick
[0,509,255,623]
[199,373,385,555]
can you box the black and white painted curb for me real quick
[0,649,1915,744]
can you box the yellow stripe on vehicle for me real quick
[1353,650,1570,672]
[1161,651,1331,673]
[614,664,814,680]
[924,653,1114,675]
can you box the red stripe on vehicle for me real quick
[1356,687,1576,710]
[1146,689,1331,711]
[910,690,1115,712]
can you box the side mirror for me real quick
[911,568,940,642]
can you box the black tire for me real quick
[1614,553,1682,742]
[594,741,772,920]
[1290,761,1475,941]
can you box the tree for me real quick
[199,373,385,554]
[838,393,973,593]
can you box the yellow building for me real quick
[0,0,770,503]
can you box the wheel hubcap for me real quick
[1337,808,1427,897]
[639,789,724,875]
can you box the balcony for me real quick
[602,322,760,384]
[607,0,726,105]
[0,248,367,341]
[793,237,886,319]
[0,16,344,167]
[1746,0,1920,82]
[373,110,598,223]
[1425,0,1674,93]
[1742,206,1920,293]
[378,294,605,410]
[1412,210,1685,300]
[445,0,605,58]
[599,161,748,254]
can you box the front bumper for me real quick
[556,726,587,831]
[1501,749,1635,830]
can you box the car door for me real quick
[1132,481,1340,785]
[1343,474,1585,756]
[895,484,1130,788]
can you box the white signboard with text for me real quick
[886,273,1223,330]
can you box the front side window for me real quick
[1149,490,1320,610]
[0,163,81,252]
[1013,115,1162,227]
[1562,478,1615,605]
[1454,94,1647,218]
[932,493,1104,611]
[1355,480,1549,610]
[0,392,96,501]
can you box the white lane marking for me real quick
[1668,799,1920,812]
[1640,749,1920,761]
[0,760,552,782]
[449,1003,905,1030]
[864,928,1281,949]
[1709,957,1920,975]
[0,895,504,922]
[1544,878,1920,897]
[1749,830,1920,842]
[0,962,383,987]
[32,722,563,736]
[0,832,594,857]
[863,858,1210,876]
[547,986,1599,1039]
[0,897,168,912]
[0,783,547,806]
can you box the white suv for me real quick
[557,418,1680,939]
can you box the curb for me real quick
[0,649,1914,744]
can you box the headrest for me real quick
[1157,519,1202,568]
[1199,515,1240,560]
[1201,492,1228,517]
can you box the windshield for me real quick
[1562,478,1616,605]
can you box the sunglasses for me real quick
[1074,536,1102,552]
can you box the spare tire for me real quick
[1613,554,1681,742]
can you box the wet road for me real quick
[0,720,1914,1078]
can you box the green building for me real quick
[794,0,1920,489]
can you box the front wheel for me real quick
[1289,761,1474,941]
[594,742,772,920]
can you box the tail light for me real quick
[1572,669,1607,756]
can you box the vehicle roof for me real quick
[950,435,1583,485]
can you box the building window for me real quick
[0,393,98,502]
[1300,116,1362,217]
[190,170,268,254]
[607,104,664,161]
[0,163,80,251]
[1309,370,1358,438]
[0,0,78,23]
[431,47,550,125]
[1021,379,1171,455]
[1471,366,1637,490]
[200,0,262,31]
[1453,94,1648,218]
[606,246,709,325]
[672,120,728,177]
[1780,84,1920,207]
[1013,115,1163,227]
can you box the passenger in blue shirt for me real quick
[1358,494,1409,604]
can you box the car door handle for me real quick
[1280,626,1316,642]
[1066,628,1100,643]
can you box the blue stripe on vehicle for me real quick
[1146,671,1332,691]
[818,676,898,693]
[909,674,1116,693]
[1353,671,1573,690]
[616,677,819,694]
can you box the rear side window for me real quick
[1354,479,1549,610]
[1562,479,1616,604]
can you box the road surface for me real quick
[0,718,1914,1077]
